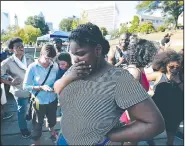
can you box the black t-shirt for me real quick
[161,37,170,46]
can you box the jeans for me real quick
[16,98,29,130]
[56,134,110,146]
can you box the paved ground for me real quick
[1,94,184,145]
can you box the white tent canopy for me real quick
[37,34,50,41]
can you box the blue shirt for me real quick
[56,68,67,80]
[23,61,59,104]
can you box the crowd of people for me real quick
[0,22,183,146]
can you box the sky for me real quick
[1,1,138,30]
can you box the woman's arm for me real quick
[54,76,73,94]
[115,57,125,67]
[107,98,165,143]
[127,68,140,81]
[146,72,161,82]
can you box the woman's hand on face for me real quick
[64,61,92,81]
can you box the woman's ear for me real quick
[95,44,102,57]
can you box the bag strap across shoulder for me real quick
[34,64,53,97]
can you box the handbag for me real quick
[26,64,53,121]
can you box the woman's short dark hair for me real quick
[69,22,110,56]
[41,44,56,58]
[56,52,72,66]
[7,37,23,49]
[126,39,158,67]
[152,50,182,73]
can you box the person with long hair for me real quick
[54,22,165,145]
[146,50,183,145]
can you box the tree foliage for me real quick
[59,18,73,32]
[128,16,140,33]
[137,22,156,33]
[25,15,49,35]
[100,27,108,36]
[136,1,184,28]
[71,19,79,30]
[79,10,88,24]
[1,25,41,44]
[119,23,128,34]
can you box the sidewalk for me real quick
[1,94,184,145]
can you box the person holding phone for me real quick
[23,44,59,145]
[1,38,34,138]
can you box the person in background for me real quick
[1,37,34,138]
[107,33,132,66]
[53,38,63,54]
[55,52,72,117]
[160,33,173,51]
[146,50,183,145]
[23,44,59,145]
[54,22,165,145]
[120,38,158,145]
[0,42,14,120]
[55,52,72,78]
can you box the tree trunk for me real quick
[174,18,178,30]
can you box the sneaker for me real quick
[3,112,13,120]
[21,129,31,139]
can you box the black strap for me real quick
[34,64,53,97]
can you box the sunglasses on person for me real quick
[168,65,180,69]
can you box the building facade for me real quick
[14,14,18,26]
[138,14,164,29]
[1,11,10,32]
[46,22,53,32]
[85,3,120,31]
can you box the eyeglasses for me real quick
[13,44,24,49]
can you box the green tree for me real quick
[136,1,184,29]
[128,16,140,33]
[119,23,128,34]
[1,25,20,43]
[1,25,41,44]
[23,25,41,43]
[137,22,156,34]
[25,15,49,35]
[79,10,88,24]
[59,18,73,32]
[71,19,79,30]
[100,27,108,36]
